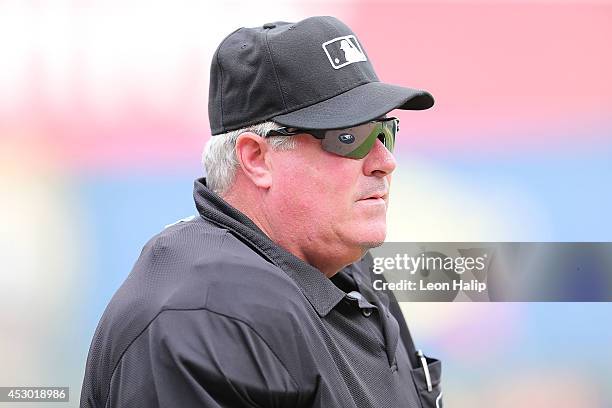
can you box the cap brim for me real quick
[271,82,434,130]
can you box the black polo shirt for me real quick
[80,178,442,408]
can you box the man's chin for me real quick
[343,225,386,257]
[357,230,387,250]
[360,239,385,249]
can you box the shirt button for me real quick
[361,308,373,317]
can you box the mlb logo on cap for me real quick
[322,35,367,70]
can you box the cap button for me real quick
[263,23,276,29]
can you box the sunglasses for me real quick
[266,117,399,159]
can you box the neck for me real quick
[222,187,354,278]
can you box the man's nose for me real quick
[362,138,397,177]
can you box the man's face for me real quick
[266,132,397,271]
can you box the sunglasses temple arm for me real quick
[267,128,327,139]
[266,128,296,137]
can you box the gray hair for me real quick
[202,121,297,195]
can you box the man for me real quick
[81,16,442,408]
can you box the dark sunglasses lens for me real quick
[320,119,398,159]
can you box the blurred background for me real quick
[1,0,611,406]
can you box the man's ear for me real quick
[235,132,273,189]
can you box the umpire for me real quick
[81,15,442,408]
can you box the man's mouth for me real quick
[358,192,388,205]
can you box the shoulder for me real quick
[137,228,319,388]
[84,217,318,406]
[154,218,306,312]
[134,216,313,338]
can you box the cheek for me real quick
[272,159,357,220]
[305,163,359,210]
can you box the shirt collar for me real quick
[193,177,347,316]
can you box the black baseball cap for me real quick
[208,16,434,135]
